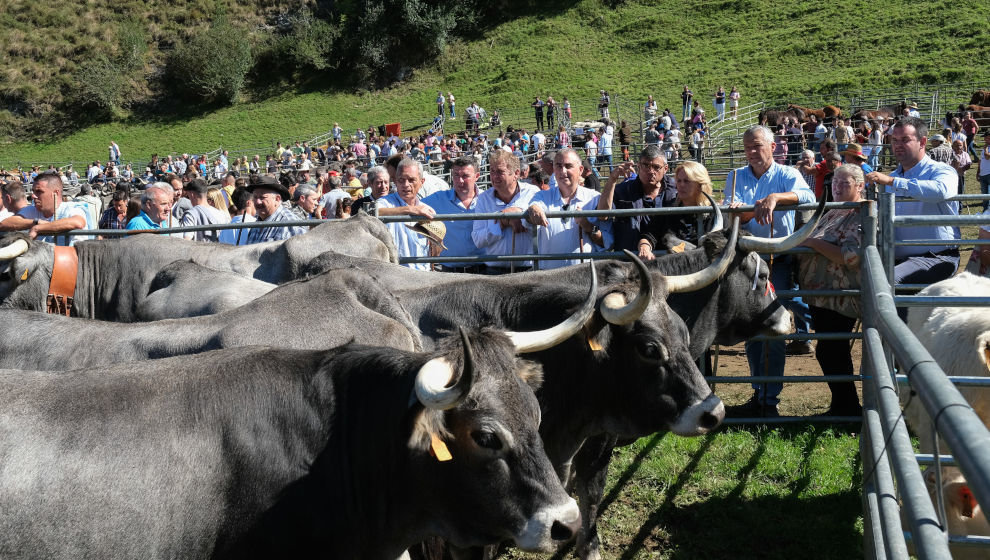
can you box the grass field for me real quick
[1,0,988,165]
[505,426,863,559]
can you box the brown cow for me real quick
[758,106,805,127]
[963,104,990,129]
[970,90,990,106]
[788,103,842,124]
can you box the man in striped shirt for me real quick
[245,175,306,244]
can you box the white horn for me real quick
[737,195,827,253]
[0,239,28,261]
[506,263,598,353]
[702,191,723,233]
[414,327,475,410]
[665,217,740,294]
[600,251,652,325]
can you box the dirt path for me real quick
[711,338,863,417]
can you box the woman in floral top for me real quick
[797,163,866,416]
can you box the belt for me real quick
[435,264,486,274]
[935,248,960,257]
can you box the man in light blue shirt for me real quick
[471,150,539,273]
[525,148,611,269]
[421,156,485,273]
[866,117,959,293]
[375,158,436,271]
[725,125,817,417]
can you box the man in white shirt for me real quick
[525,148,610,269]
[471,149,539,273]
[375,158,437,270]
[180,178,230,242]
[0,180,29,222]
[0,172,90,245]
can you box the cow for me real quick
[903,272,990,557]
[788,103,842,124]
[758,106,805,128]
[851,106,898,127]
[962,104,990,129]
[136,260,276,320]
[0,212,397,321]
[0,327,585,559]
[0,268,425,370]
[970,90,990,107]
[565,200,825,559]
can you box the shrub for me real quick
[166,15,252,104]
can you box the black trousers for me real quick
[808,305,860,409]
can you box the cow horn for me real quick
[0,239,28,260]
[505,262,598,353]
[702,191,723,233]
[414,327,476,410]
[600,250,652,325]
[736,194,827,253]
[665,216,740,294]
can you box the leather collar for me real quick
[47,245,78,316]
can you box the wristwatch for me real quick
[31,219,38,226]
[588,225,600,235]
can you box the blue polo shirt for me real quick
[726,163,816,238]
[126,212,163,230]
[421,189,483,266]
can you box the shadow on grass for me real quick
[615,426,861,560]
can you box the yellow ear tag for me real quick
[671,242,686,254]
[586,335,603,351]
[430,433,452,462]
[20,268,29,281]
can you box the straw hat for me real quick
[841,143,867,162]
[406,220,448,251]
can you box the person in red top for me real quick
[962,110,980,158]
[796,140,837,198]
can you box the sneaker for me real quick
[726,395,779,418]
[785,340,815,356]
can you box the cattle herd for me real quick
[0,193,950,559]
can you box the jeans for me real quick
[449,104,455,118]
[980,174,990,211]
[745,256,807,406]
[597,153,613,173]
[715,102,725,122]
[894,251,960,320]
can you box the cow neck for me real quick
[47,245,78,316]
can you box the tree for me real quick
[166,15,252,104]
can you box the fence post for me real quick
[879,191,895,288]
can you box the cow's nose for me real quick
[551,516,580,542]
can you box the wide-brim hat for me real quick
[929,134,946,143]
[841,143,867,161]
[246,174,290,200]
[908,102,919,109]
[405,220,448,251]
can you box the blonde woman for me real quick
[206,187,232,220]
[665,160,715,245]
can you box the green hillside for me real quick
[1,0,988,165]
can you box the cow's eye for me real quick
[639,342,667,361]
[471,430,503,451]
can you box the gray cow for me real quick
[0,268,422,371]
[0,328,583,559]
[0,213,396,321]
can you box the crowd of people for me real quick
[1,89,984,420]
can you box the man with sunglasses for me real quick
[596,145,677,260]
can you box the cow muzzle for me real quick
[669,394,725,436]
[513,497,581,552]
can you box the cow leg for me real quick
[571,433,621,560]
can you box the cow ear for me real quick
[516,359,543,391]
[408,409,450,454]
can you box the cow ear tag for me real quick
[670,242,686,254]
[430,433,453,462]
[583,325,603,351]
[21,268,29,281]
